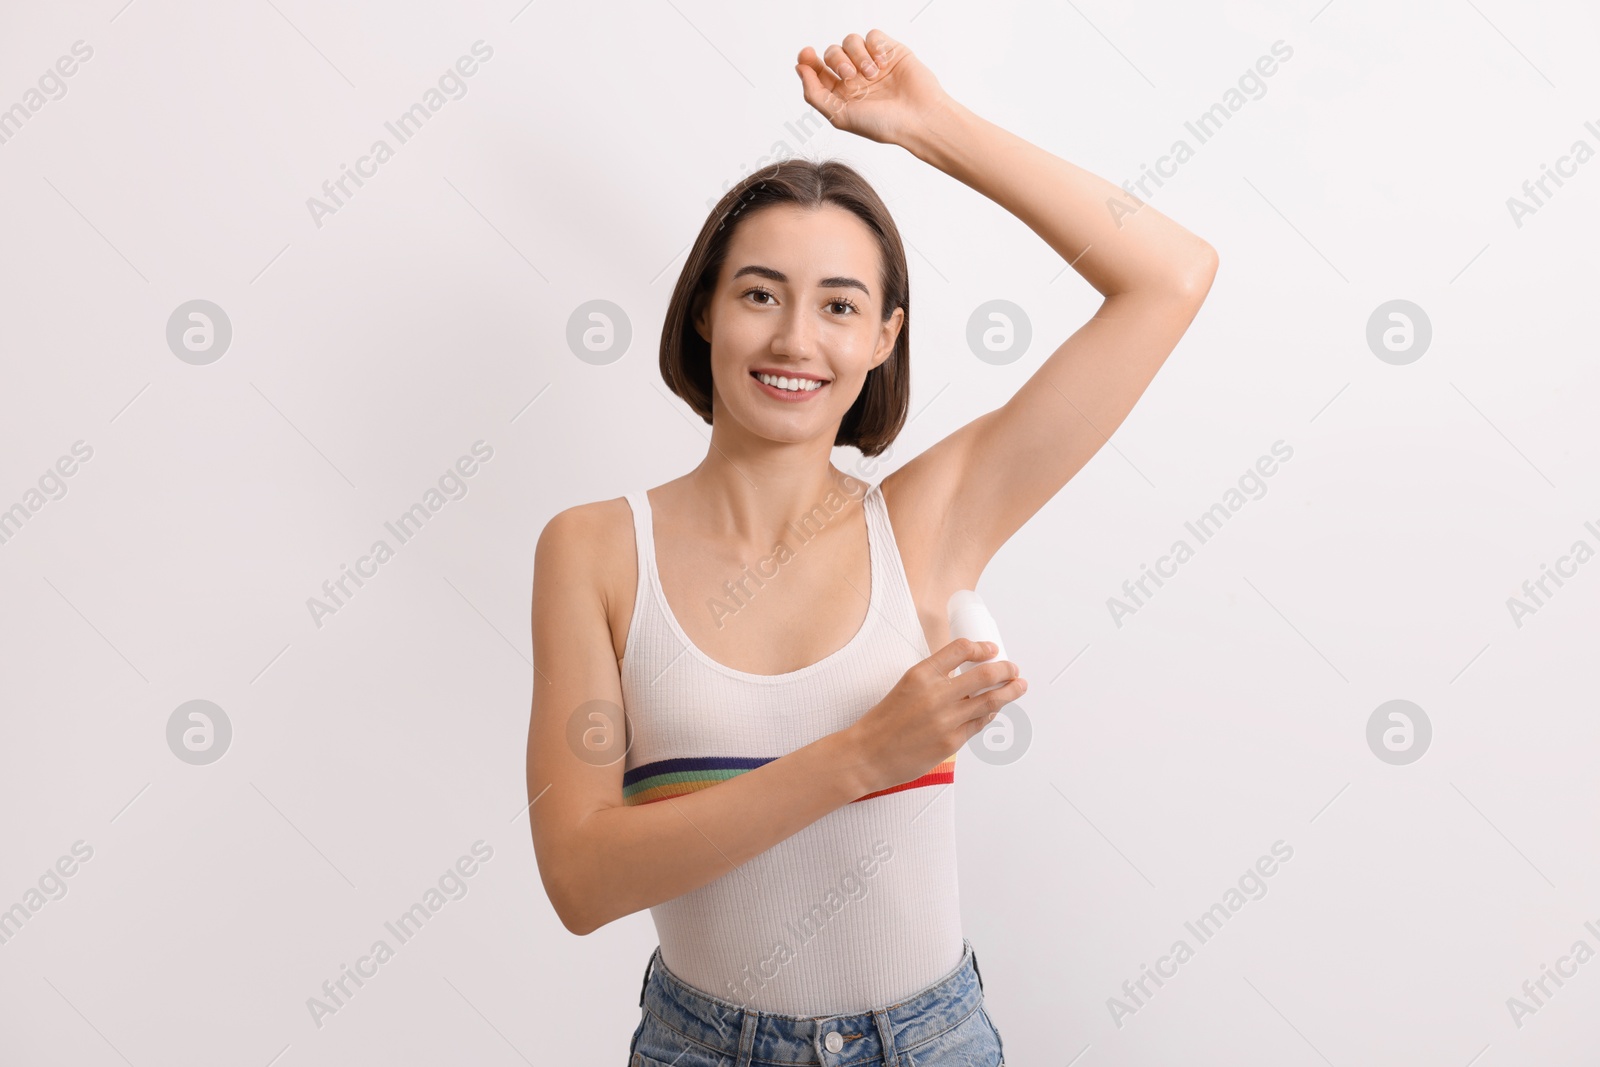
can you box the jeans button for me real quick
[824,1031,844,1053]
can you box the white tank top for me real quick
[618,480,964,1014]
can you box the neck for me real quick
[683,451,868,545]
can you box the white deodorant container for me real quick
[946,589,1009,696]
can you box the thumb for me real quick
[795,62,825,106]
[795,63,842,120]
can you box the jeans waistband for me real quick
[637,938,984,1065]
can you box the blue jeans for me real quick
[627,937,1005,1066]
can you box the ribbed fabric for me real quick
[618,481,964,1015]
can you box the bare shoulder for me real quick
[534,495,638,663]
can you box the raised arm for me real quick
[798,30,1218,580]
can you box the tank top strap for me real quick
[625,489,656,576]
[860,480,887,573]
[621,490,660,660]
[862,479,896,572]
[860,478,931,659]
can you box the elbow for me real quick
[538,811,628,937]
[540,849,600,936]
[561,899,624,937]
[551,879,603,937]
[547,867,605,936]
[1172,242,1219,300]
[558,901,598,937]
[549,861,626,937]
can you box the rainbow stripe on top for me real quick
[622,755,957,807]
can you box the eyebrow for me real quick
[730,264,870,297]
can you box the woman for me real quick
[528,28,1216,1065]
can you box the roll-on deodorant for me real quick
[947,589,1010,696]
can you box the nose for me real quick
[770,306,817,358]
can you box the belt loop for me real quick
[734,1006,759,1067]
[638,947,657,1007]
[872,1008,900,1067]
[972,948,984,994]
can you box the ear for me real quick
[871,305,905,370]
[692,295,712,344]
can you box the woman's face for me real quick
[695,202,904,448]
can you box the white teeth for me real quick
[756,372,823,392]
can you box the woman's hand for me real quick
[795,29,952,148]
[844,638,1026,798]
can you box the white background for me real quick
[2,0,1597,1064]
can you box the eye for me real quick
[741,287,860,316]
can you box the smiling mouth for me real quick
[750,370,830,394]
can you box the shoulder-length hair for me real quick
[659,158,909,458]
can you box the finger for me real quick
[794,61,833,114]
[952,658,1019,701]
[795,49,845,119]
[940,655,1004,697]
[862,28,898,67]
[930,637,996,678]
[840,33,879,78]
[963,705,1001,742]
[963,676,1026,727]
[822,42,857,81]
[796,46,842,95]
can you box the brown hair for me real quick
[659,158,909,458]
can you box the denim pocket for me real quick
[631,1014,727,1067]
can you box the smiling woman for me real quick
[659,165,911,457]
[526,26,1216,1067]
